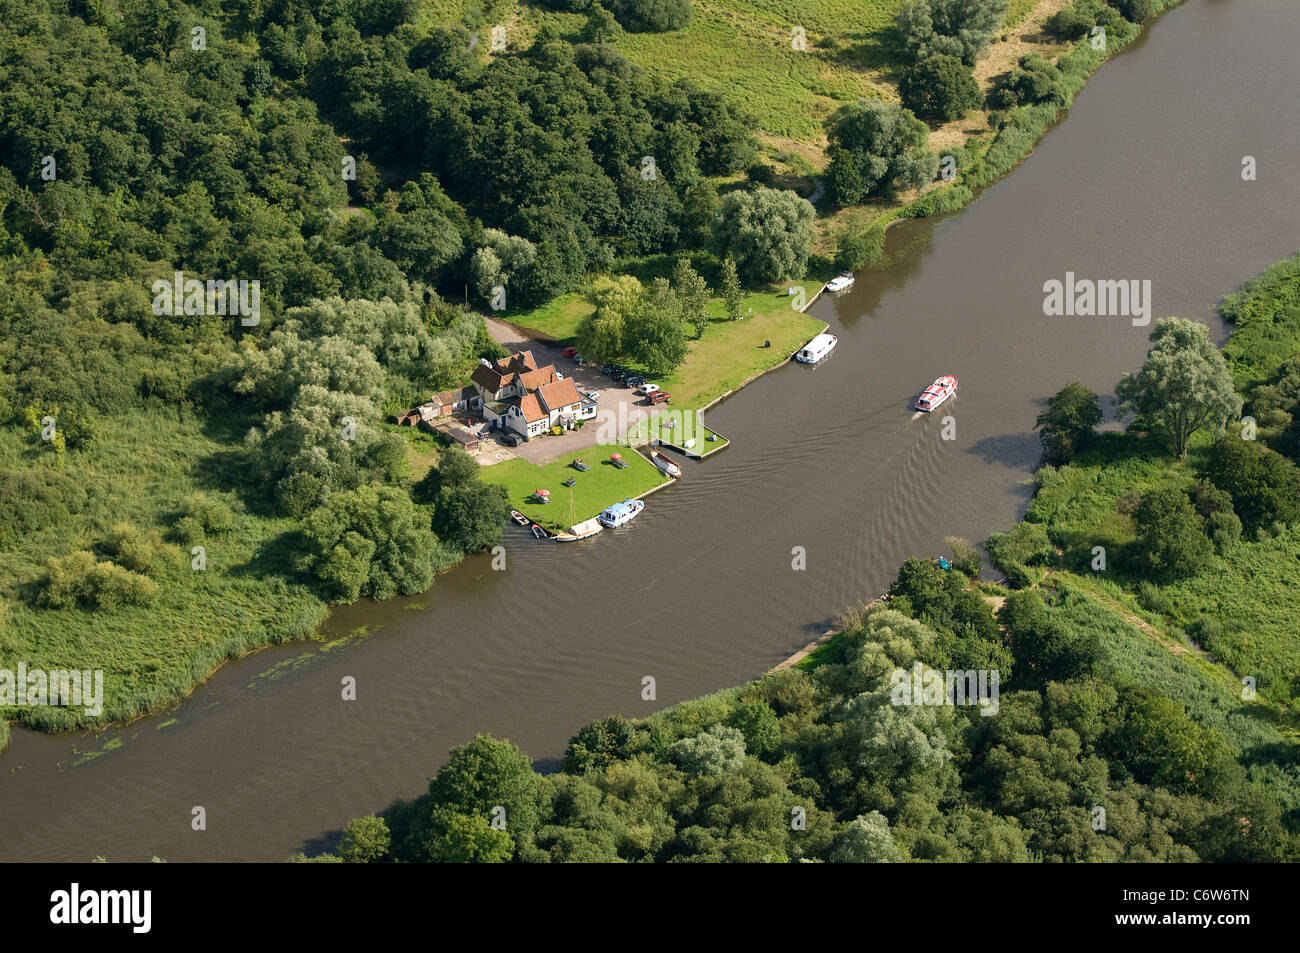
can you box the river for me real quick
[2,0,1298,861]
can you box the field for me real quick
[486,449,667,529]
[0,410,328,733]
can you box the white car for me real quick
[584,390,599,400]
[640,384,660,395]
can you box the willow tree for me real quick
[1116,317,1241,459]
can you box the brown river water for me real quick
[2,0,1299,861]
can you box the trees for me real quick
[1116,318,1242,459]
[710,186,815,285]
[668,724,747,776]
[575,275,644,364]
[895,0,1010,66]
[989,53,1064,109]
[671,257,710,338]
[301,484,451,603]
[831,812,906,863]
[336,816,391,863]
[626,291,689,375]
[899,55,982,122]
[825,100,937,205]
[1035,382,1103,465]
[1203,436,1300,536]
[1130,487,1213,581]
[720,255,743,321]
[608,0,693,33]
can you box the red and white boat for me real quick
[914,375,957,412]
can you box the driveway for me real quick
[480,315,654,465]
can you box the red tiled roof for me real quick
[472,364,513,392]
[516,393,547,423]
[517,364,558,392]
[537,377,582,412]
[497,350,537,374]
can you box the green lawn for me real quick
[485,450,667,530]
[508,279,826,412]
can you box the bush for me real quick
[1048,8,1094,41]
[43,551,158,609]
[180,493,235,534]
[170,516,206,548]
[1110,0,1155,22]
[607,0,692,33]
[945,536,982,577]
[900,182,972,219]
[834,222,887,271]
[899,55,983,122]
[106,523,162,575]
[1135,580,1173,616]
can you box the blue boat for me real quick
[598,498,645,528]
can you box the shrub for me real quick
[1048,9,1094,41]
[901,183,972,218]
[180,493,235,534]
[834,222,887,271]
[607,0,692,32]
[899,54,983,122]
[106,523,162,575]
[1110,0,1155,23]
[170,516,206,548]
[43,551,158,609]
[945,536,982,577]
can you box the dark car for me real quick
[625,375,646,388]
[502,431,526,447]
[602,363,620,377]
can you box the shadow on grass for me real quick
[831,24,906,75]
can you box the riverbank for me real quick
[0,0,1187,760]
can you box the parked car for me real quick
[562,346,577,359]
[647,391,671,405]
[502,431,526,447]
[625,375,646,388]
[612,370,630,384]
[602,363,619,377]
[640,384,660,395]
[583,390,599,400]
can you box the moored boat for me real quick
[824,272,855,294]
[552,517,603,543]
[598,498,645,528]
[914,375,958,412]
[530,523,550,540]
[509,509,529,526]
[795,332,838,364]
[649,449,682,478]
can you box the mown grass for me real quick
[509,280,825,411]
[486,449,666,529]
[0,410,327,736]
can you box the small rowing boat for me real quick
[509,509,529,526]
[649,449,682,478]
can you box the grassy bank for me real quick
[487,451,666,530]
[0,409,329,741]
